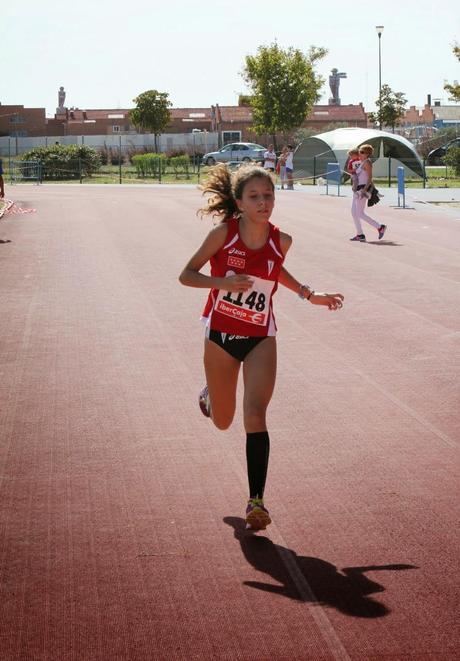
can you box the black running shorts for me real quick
[207,329,268,362]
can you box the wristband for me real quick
[298,284,314,301]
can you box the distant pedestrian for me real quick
[277,146,288,189]
[350,144,386,242]
[285,145,294,190]
[0,158,5,199]
[263,144,276,172]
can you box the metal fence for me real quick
[6,156,204,185]
[4,156,458,189]
[9,161,42,183]
[293,156,458,189]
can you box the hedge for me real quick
[131,153,190,178]
[20,144,101,179]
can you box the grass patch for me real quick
[3,162,460,188]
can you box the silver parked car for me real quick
[202,142,266,166]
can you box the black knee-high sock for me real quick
[246,431,270,499]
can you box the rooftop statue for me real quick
[58,86,66,109]
[329,69,347,106]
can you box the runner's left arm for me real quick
[279,266,344,311]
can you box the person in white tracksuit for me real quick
[350,144,387,242]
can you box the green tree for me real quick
[368,84,407,132]
[238,94,253,106]
[444,45,460,102]
[130,90,172,152]
[242,43,327,149]
[443,146,460,175]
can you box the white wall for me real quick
[0,132,219,157]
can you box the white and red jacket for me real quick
[202,217,285,337]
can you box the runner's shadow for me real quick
[366,240,402,246]
[0,239,12,244]
[224,517,417,618]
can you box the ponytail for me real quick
[198,163,239,220]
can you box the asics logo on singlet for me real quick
[228,248,246,256]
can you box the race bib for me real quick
[215,275,274,326]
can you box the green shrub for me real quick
[169,155,190,178]
[443,146,460,175]
[131,153,166,178]
[127,147,156,164]
[20,144,101,179]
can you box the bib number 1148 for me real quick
[221,290,266,311]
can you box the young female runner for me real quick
[179,164,344,530]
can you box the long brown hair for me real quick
[199,163,274,221]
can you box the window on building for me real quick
[112,125,120,133]
[222,131,241,144]
[10,115,26,124]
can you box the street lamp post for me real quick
[192,128,202,172]
[375,25,384,130]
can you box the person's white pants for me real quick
[351,193,380,235]
[280,166,287,188]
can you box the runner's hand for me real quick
[310,292,344,310]
[222,274,254,292]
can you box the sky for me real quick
[3,0,459,118]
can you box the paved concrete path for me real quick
[0,185,458,660]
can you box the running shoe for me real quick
[245,498,271,531]
[350,234,366,242]
[198,385,211,418]
[378,224,387,240]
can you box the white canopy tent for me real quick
[293,127,424,183]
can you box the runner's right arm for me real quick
[179,224,253,293]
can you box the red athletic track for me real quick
[0,185,458,661]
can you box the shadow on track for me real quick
[366,240,403,246]
[224,517,417,618]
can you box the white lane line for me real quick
[224,449,352,661]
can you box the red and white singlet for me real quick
[202,217,285,337]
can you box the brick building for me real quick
[0,105,48,137]
[62,109,134,135]
[401,104,436,127]
[167,102,368,144]
[0,99,369,146]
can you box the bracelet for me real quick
[298,284,314,301]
